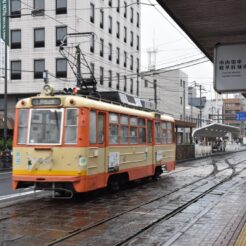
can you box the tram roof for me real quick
[192,123,240,138]
[16,95,175,122]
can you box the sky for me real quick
[141,0,215,98]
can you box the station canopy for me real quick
[192,123,240,138]
[157,0,246,61]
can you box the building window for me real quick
[90,3,94,23]
[90,35,94,53]
[56,0,67,15]
[136,35,139,50]
[130,55,133,70]
[56,58,67,78]
[90,63,95,78]
[109,16,112,34]
[56,26,67,46]
[124,2,127,18]
[130,7,133,23]
[116,21,120,38]
[136,58,139,74]
[10,0,21,18]
[130,31,133,47]
[116,47,120,64]
[124,75,127,91]
[100,39,104,57]
[180,79,182,87]
[137,13,139,27]
[117,0,120,12]
[34,59,45,79]
[109,0,112,7]
[108,43,112,61]
[144,80,148,88]
[124,51,127,68]
[100,66,104,85]
[11,60,21,80]
[100,9,104,29]
[108,70,112,88]
[11,30,21,49]
[34,0,44,11]
[34,28,45,48]
[124,26,127,43]
[130,79,133,94]
[116,73,120,90]
[180,97,183,105]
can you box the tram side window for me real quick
[130,117,138,144]
[155,122,161,144]
[120,115,128,144]
[167,122,173,144]
[90,111,97,144]
[109,113,119,144]
[138,118,146,144]
[18,109,28,144]
[65,109,78,144]
[147,120,153,143]
[161,122,167,144]
[98,113,105,144]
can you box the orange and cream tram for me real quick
[12,86,176,195]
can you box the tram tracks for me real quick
[45,156,246,246]
[0,153,246,245]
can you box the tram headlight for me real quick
[43,84,54,96]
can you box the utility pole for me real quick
[199,84,202,127]
[3,12,9,149]
[154,79,157,110]
[183,81,186,120]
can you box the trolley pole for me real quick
[76,45,82,87]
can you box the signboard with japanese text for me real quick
[0,0,9,45]
[236,112,246,121]
[214,43,246,93]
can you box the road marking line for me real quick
[0,190,42,201]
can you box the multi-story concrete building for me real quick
[223,98,244,139]
[0,0,141,119]
[140,69,196,120]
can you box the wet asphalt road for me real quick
[0,151,246,245]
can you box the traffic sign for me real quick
[236,112,246,121]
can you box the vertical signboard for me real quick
[214,43,246,93]
[0,0,9,45]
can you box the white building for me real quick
[140,69,197,120]
[1,0,141,119]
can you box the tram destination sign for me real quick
[236,112,246,121]
[214,43,246,93]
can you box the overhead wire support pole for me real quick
[3,13,9,150]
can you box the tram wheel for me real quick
[108,176,120,192]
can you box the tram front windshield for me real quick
[29,109,63,144]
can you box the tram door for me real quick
[88,111,106,189]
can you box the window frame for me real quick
[11,60,21,80]
[34,27,45,48]
[56,0,67,15]
[56,26,67,47]
[64,108,78,144]
[56,58,67,78]
[34,59,45,79]
[11,29,21,49]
